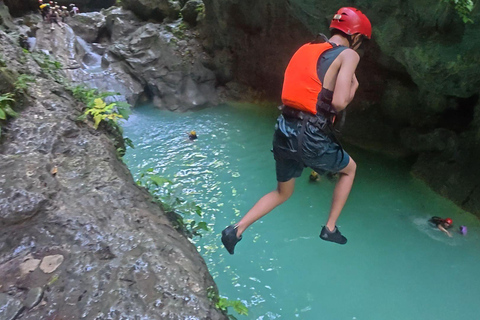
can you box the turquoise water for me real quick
[122,104,480,320]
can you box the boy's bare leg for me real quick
[325,158,356,231]
[235,179,295,237]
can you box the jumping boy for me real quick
[222,7,372,254]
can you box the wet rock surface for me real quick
[0,21,226,320]
[0,293,23,320]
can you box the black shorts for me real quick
[272,114,350,182]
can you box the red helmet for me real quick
[330,7,372,39]
[445,218,453,225]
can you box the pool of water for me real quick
[122,104,480,320]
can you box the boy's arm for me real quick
[438,225,452,237]
[331,49,360,112]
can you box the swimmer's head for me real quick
[190,130,196,136]
[309,171,319,181]
[444,218,453,225]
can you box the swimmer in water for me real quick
[188,130,197,140]
[309,170,320,182]
[429,216,453,237]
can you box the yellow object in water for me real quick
[40,3,49,8]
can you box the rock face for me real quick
[121,0,181,21]
[0,23,225,320]
[197,0,480,216]
[103,10,217,110]
[29,6,218,111]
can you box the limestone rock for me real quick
[69,12,106,43]
[0,22,226,319]
[121,0,181,21]
[180,0,203,26]
[0,2,15,30]
[39,254,64,274]
[23,287,44,309]
[0,293,23,320]
[19,256,41,276]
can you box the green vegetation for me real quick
[14,74,36,93]
[85,98,125,129]
[68,84,133,158]
[444,0,476,23]
[70,84,132,131]
[31,52,64,83]
[195,3,205,14]
[136,169,209,238]
[207,287,249,319]
[195,2,206,21]
[0,93,17,138]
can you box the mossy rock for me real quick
[0,67,16,94]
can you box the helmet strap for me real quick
[349,35,363,49]
[312,33,329,44]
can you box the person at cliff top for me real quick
[49,9,62,30]
[221,7,372,254]
[70,4,79,16]
[61,6,69,23]
[39,3,50,21]
[429,216,453,237]
[19,34,30,51]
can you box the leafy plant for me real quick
[195,3,205,14]
[217,298,249,319]
[71,85,132,133]
[0,93,17,137]
[31,52,64,82]
[0,54,6,67]
[444,0,476,23]
[69,84,115,106]
[0,93,17,119]
[124,137,134,149]
[85,98,124,129]
[207,287,248,320]
[136,169,209,238]
[14,74,36,93]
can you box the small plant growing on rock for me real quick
[0,93,17,137]
[31,52,64,82]
[136,169,210,238]
[444,0,476,23]
[85,98,124,129]
[0,54,6,67]
[14,74,36,93]
[71,85,132,131]
[207,286,249,319]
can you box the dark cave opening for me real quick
[438,94,478,133]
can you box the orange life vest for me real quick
[281,42,334,115]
